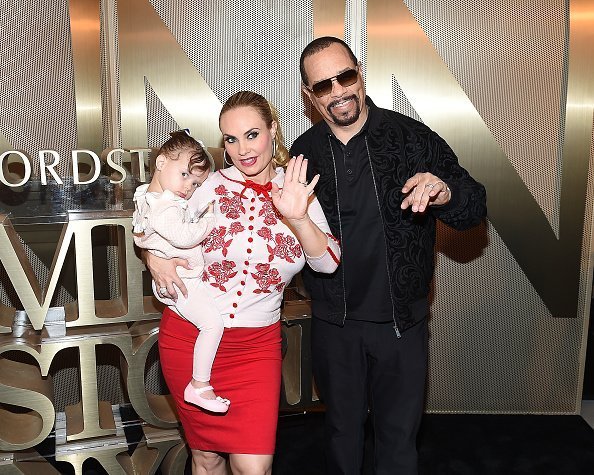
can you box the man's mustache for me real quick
[327,95,358,111]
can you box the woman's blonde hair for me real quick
[219,91,290,167]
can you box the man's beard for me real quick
[327,95,361,126]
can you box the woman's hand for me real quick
[271,155,319,223]
[143,250,190,300]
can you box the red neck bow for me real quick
[219,170,274,200]
[242,180,272,199]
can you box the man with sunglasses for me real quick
[291,36,486,474]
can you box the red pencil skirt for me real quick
[158,307,282,454]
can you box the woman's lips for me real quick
[240,156,258,167]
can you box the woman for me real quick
[144,91,340,474]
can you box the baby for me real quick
[132,130,230,413]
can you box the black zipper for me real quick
[327,137,348,324]
[364,137,401,338]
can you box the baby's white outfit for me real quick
[132,184,220,382]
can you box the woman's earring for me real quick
[223,149,233,167]
[272,139,277,158]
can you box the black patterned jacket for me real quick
[290,97,487,335]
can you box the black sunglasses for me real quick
[306,67,359,98]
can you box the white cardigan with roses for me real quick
[188,166,340,328]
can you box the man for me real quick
[291,36,487,474]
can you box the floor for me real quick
[272,411,594,474]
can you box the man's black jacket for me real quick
[290,97,487,334]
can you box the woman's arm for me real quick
[271,155,340,273]
[300,197,340,273]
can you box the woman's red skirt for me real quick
[158,307,282,454]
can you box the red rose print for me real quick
[229,221,245,235]
[267,233,303,263]
[204,260,237,292]
[219,194,245,219]
[251,263,283,294]
[203,226,232,256]
[259,199,283,226]
[215,184,229,196]
[257,227,273,241]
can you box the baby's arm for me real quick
[150,201,215,249]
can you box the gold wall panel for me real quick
[0,212,158,330]
[366,0,593,318]
[69,0,103,153]
[0,0,593,472]
[0,1,77,177]
[118,0,222,149]
[313,0,345,39]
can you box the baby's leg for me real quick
[175,282,223,382]
[174,280,229,412]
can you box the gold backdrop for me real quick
[0,0,593,473]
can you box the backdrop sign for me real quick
[0,149,152,186]
[0,0,593,474]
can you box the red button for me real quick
[241,281,245,285]
[244,260,249,265]
[230,314,235,319]
[248,225,254,230]
[243,270,248,275]
[233,303,238,308]
[249,216,254,221]
[248,237,253,242]
[247,249,252,253]
[251,198,255,202]
[250,206,255,211]
[237,291,242,296]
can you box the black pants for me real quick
[311,318,428,475]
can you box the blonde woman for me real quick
[145,91,340,474]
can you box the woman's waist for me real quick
[160,307,280,343]
[213,290,284,317]
[221,311,281,328]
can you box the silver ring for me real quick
[425,183,435,188]
[159,287,167,294]
[299,180,308,186]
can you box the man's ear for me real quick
[302,84,313,103]
[155,154,166,171]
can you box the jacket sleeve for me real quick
[302,196,341,273]
[428,131,487,230]
[148,200,215,249]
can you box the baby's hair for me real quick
[157,130,210,174]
